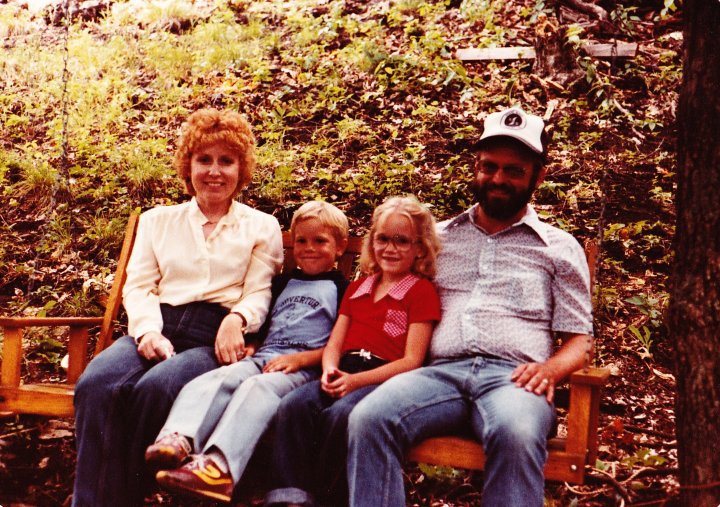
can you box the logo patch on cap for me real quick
[502,110,525,129]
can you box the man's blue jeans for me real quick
[346,357,556,507]
[72,303,225,507]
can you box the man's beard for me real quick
[472,179,536,220]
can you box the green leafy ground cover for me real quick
[1,0,681,504]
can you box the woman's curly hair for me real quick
[174,108,256,197]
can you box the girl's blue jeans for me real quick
[71,302,225,507]
[265,380,379,507]
[346,357,556,507]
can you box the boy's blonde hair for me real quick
[290,200,350,245]
[359,195,440,279]
[174,108,256,198]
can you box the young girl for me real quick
[265,195,442,507]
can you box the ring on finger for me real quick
[540,378,549,385]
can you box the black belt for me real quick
[340,349,388,373]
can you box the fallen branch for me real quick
[623,424,675,441]
[0,426,37,440]
[561,0,609,22]
[626,466,679,482]
[629,498,677,507]
[586,467,633,503]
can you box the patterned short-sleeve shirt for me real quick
[429,205,593,364]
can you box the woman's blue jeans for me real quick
[72,303,225,507]
[346,357,556,507]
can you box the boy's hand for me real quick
[215,313,246,364]
[263,353,304,374]
[321,368,355,398]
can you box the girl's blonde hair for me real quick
[359,195,440,279]
[290,201,350,244]
[174,108,256,198]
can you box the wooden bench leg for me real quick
[1,326,23,389]
[67,326,90,383]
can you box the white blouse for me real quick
[122,198,283,339]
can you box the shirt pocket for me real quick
[383,309,408,338]
[483,271,550,320]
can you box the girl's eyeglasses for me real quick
[373,234,418,251]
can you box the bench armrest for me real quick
[0,317,103,387]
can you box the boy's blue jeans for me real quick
[159,349,317,483]
[72,303,225,507]
[346,357,556,507]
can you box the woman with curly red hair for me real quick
[72,109,283,507]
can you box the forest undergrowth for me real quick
[0,0,682,504]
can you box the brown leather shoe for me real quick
[156,454,233,503]
[145,432,191,470]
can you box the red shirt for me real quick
[339,274,441,361]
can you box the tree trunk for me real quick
[533,14,582,86]
[671,1,720,506]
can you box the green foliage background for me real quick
[1,0,679,363]
[0,1,686,503]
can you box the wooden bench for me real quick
[0,213,139,417]
[0,213,609,484]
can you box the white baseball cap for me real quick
[477,107,546,155]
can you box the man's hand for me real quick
[511,362,558,403]
[214,313,247,365]
[512,334,591,403]
[263,353,304,374]
[137,331,175,361]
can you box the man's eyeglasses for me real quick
[373,234,418,251]
[475,160,528,180]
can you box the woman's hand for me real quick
[137,332,175,361]
[321,367,355,398]
[214,313,247,365]
[244,343,257,358]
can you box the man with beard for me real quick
[344,107,594,507]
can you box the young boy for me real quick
[144,200,350,503]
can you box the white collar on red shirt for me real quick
[349,273,421,301]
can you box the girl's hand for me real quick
[321,366,340,387]
[263,353,303,374]
[137,332,175,361]
[321,368,355,398]
[214,313,247,365]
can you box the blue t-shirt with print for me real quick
[253,269,348,354]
